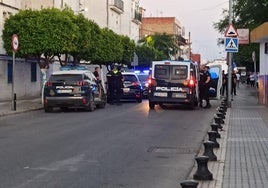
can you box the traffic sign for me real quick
[224,24,238,37]
[225,37,239,53]
[11,34,19,52]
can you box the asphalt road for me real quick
[0,100,220,188]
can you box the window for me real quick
[7,61,12,83]
[172,65,187,80]
[154,65,169,79]
[31,62,37,82]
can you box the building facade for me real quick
[140,17,187,60]
[251,22,268,105]
[0,0,142,101]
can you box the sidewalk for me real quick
[0,98,43,117]
[189,84,268,188]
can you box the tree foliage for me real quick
[135,33,179,67]
[2,8,137,69]
[213,0,268,70]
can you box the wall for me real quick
[0,60,41,101]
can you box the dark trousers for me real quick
[199,84,210,105]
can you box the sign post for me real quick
[252,51,257,86]
[11,34,19,111]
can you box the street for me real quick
[0,100,220,188]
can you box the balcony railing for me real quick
[110,0,124,14]
[133,11,142,23]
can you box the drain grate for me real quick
[147,146,197,154]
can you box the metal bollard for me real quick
[208,131,220,148]
[210,123,221,138]
[180,180,199,188]
[193,156,213,180]
[216,111,225,119]
[219,104,227,112]
[218,107,226,115]
[214,115,223,129]
[203,141,217,161]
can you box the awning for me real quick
[250,22,268,43]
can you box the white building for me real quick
[0,0,142,101]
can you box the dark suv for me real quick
[43,70,106,112]
[121,72,143,103]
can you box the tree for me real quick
[91,28,124,68]
[213,0,268,70]
[2,8,78,69]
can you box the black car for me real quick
[121,72,143,103]
[43,70,107,112]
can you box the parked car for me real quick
[43,70,106,112]
[121,72,143,103]
[137,72,150,98]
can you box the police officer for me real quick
[106,65,116,104]
[106,65,124,105]
[199,65,211,108]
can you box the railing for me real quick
[110,0,124,13]
[134,11,142,22]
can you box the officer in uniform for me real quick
[106,65,116,104]
[106,65,124,105]
[199,65,211,108]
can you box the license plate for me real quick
[123,88,130,93]
[172,93,186,98]
[154,92,167,97]
[57,89,72,93]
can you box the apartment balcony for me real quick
[110,0,124,14]
[132,11,142,24]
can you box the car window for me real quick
[50,74,83,82]
[123,75,138,82]
[137,74,149,82]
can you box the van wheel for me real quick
[149,101,155,109]
[44,106,53,113]
[86,94,95,112]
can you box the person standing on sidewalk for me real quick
[199,65,211,108]
[231,70,237,96]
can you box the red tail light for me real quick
[184,76,195,87]
[77,81,86,86]
[148,77,157,86]
[132,81,139,86]
[189,79,195,86]
[82,98,87,104]
[45,82,52,86]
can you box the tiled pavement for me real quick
[189,84,268,188]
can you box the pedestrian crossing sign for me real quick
[225,37,239,53]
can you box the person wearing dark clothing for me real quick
[112,67,124,105]
[199,65,211,108]
[231,71,237,95]
[93,67,100,80]
[106,66,124,105]
[221,70,227,97]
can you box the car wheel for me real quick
[44,106,53,113]
[149,101,155,109]
[137,97,142,103]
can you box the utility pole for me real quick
[227,0,233,107]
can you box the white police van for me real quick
[148,60,199,109]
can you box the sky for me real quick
[139,0,229,62]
